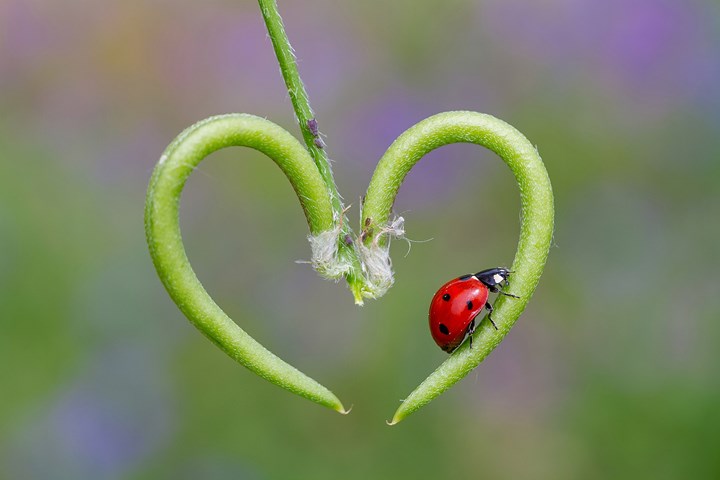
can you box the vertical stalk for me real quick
[257,0,338,207]
[258,0,365,303]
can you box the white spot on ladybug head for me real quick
[493,273,504,284]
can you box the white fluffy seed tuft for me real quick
[357,216,406,298]
[305,228,352,280]
[301,215,410,300]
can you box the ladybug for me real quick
[429,267,519,353]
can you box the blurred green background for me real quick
[1,0,719,478]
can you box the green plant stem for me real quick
[145,113,347,413]
[257,0,365,303]
[361,111,554,424]
[257,0,332,194]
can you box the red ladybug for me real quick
[429,267,518,353]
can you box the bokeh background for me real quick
[2,0,719,478]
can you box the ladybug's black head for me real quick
[474,267,511,288]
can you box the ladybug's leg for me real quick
[485,302,499,330]
[467,319,477,348]
[490,284,520,298]
[498,291,520,298]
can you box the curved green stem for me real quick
[145,113,347,412]
[361,111,554,424]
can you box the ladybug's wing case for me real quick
[428,277,489,352]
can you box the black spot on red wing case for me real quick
[439,324,450,335]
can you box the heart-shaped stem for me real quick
[145,113,347,412]
[361,111,554,424]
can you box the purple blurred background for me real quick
[1,0,719,478]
